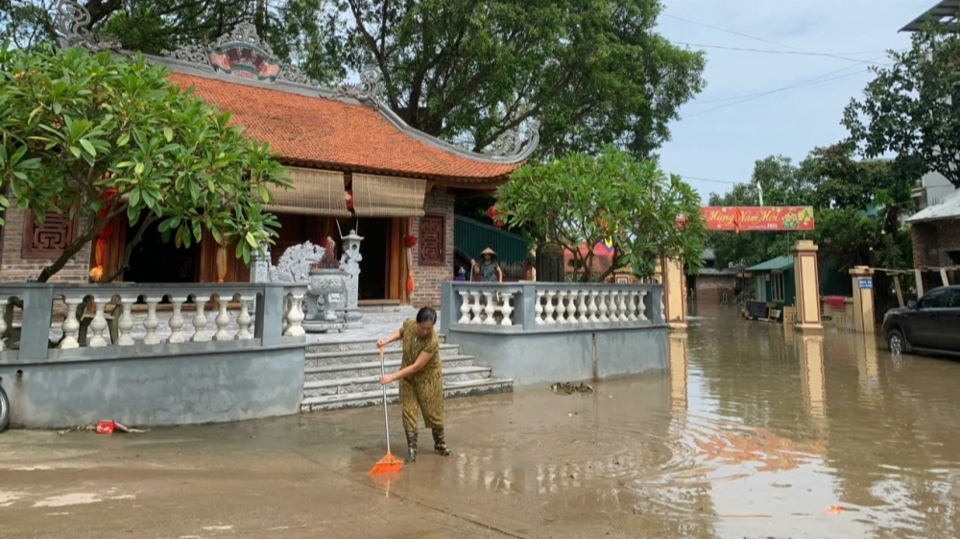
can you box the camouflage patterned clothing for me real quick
[399,319,443,432]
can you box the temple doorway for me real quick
[358,218,391,301]
[124,220,198,283]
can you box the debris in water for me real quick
[824,505,845,515]
[549,382,594,395]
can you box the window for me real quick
[418,214,445,266]
[21,210,78,259]
[949,289,960,308]
[772,272,785,302]
[919,288,949,309]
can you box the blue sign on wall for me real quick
[858,278,873,290]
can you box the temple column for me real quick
[791,240,822,332]
[849,266,876,334]
[661,256,686,330]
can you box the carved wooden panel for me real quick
[418,214,445,267]
[21,210,78,259]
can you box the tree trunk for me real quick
[36,229,99,283]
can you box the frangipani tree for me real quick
[0,42,289,282]
[497,149,706,282]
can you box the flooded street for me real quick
[3,303,960,538]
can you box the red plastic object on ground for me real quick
[96,420,130,434]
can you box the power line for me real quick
[682,60,879,118]
[662,13,892,67]
[673,41,889,59]
[676,174,740,185]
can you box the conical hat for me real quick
[480,247,497,258]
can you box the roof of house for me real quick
[53,11,537,186]
[907,189,960,223]
[563,242,615,273]
[747,255,794,273]
[901,0,960,32]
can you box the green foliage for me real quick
[336,0,705,158]
[0,43,289,281]
[496,149,706,282]
[708,146,915,272]
[843,15,960,188]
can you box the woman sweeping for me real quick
[377,307,451,462]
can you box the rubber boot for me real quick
[404,431,418,463]
[432,427,451,457]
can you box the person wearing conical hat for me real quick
[471,248,502,282]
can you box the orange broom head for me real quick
[369,451,404,475]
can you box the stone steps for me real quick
[305,354,476,381]
[303,365,493,397]
[304,343,460,367]
[300,377,513,412]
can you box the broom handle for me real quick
[380,347,391,455]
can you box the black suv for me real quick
[882,285,960,356]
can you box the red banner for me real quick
[702,206,815,232]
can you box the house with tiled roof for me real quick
[1,21,536,308]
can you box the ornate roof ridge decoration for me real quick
[51,1,540,164]
[163,22,319,87]
[53,0,121,52]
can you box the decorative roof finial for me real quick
[337,65,385,107]
[53,0,92,49]
[484,118,540,159]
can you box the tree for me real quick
[843,15,960,188]
[496,149,706,282]
[0,43,289,282]
[6,0,706,160]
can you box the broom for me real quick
[368,345,404,475]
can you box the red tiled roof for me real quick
[563,242,615,273]
[167,73,521,182]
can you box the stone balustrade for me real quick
[443,282,664,332]
[0,282,307,361]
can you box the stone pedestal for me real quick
[849,265,875,334]
[304,268,347,333]
[791,240,822,332]
[250,245,271,283]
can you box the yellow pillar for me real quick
[791,240,822,332]
[849,266,875,334]
[668,331,688,413]
[660,256,686,330]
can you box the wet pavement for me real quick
[3,303,960,538]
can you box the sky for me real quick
[654,0,935,203]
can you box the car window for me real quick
[950,290,960,308]
[919,289,949,309]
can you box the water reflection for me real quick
[356,303,960,537]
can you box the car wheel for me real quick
[0,383,8,432]
[887,328,906,355]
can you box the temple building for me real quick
[0,21,537,308]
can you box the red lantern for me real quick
[487,205,504,229]
[345,189,354,211]
[403,235,418,248]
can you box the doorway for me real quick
[358,218,391,300]
[124,220,198,283]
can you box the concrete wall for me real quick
[449,327,668,387]
[410,188,456,308]
[0,342,304,429]
[912,219,960,267]
[0,201,92,283]
[693,275,736,300]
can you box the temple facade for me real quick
[0,14,537,308]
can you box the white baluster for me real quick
[168,296,187,343]
[213,294,232,341]
[483,292,497,325]
[618,290,629,322]
[236,295,254,340]
[626,291,638,322]
[555,290,567,323]
[470,290,484,325]
[500,292,514,326]
[115,295,136,346]
[535,290,545,324]
[283,287,306,337]
[88,297,109,347]
[598,291,610,322]
[638,290,649,322]
[609,290,619,322]
[191,295,211,342]
[59,295,81,349]
[141,296,161,345]
[544,290,556,324]
[659,290,664,322]
[578,291,589,323]
[588,291,599,322]
[458,289,473,324]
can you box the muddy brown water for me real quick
[2,303,960,538]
